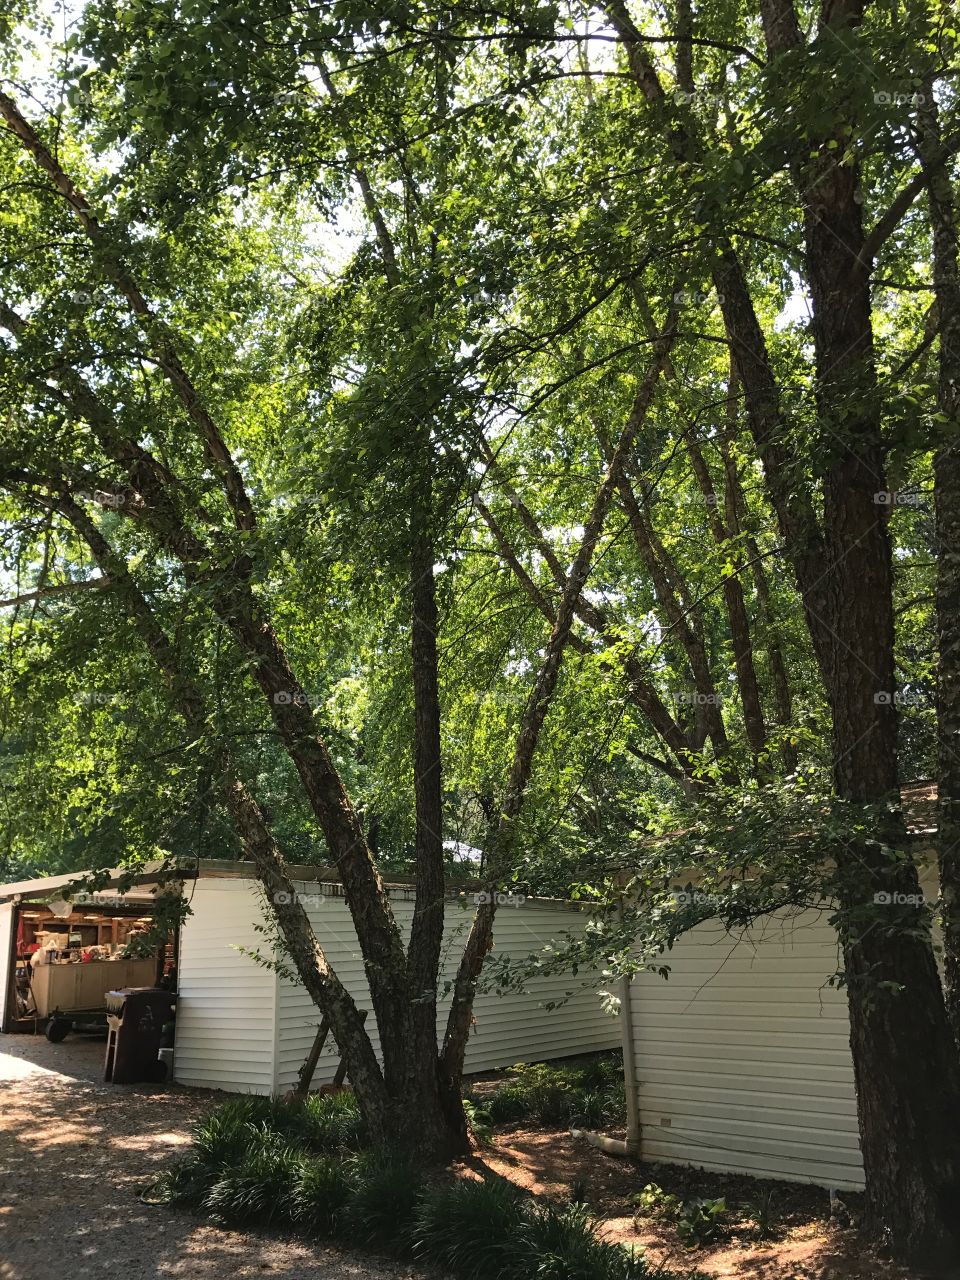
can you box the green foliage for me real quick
[462,1097,495,1146]
[473,1055,625,1131]
[154,1096,693,1278]
[340,1150,422,1248]
[201,1131,303,1226]
[632,1184,682,1224]
[290,1155,354,1235]
[412,1177,528,1278]
[675,1198,728,1250]
[744,1189,779,1240]
[633,1184,730,1250]
[301,1090,368,1152]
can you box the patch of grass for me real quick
[201,1130,303,1226]
[413,1181,665,1280]
[520,1201,644,1279]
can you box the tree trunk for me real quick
[406,458,469,1156]
[779,7,960,1262]
[682,410,768,771]
[718,435,797,773]
[918,85,960,1046]
[605,4,960,1262]
[614,469,736,772]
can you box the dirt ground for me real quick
[0,1032,438,1280]
[479,1125,926,1280]
[0,1035,942,1280]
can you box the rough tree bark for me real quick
[605,1,960,1262]
[917,84,960,1046]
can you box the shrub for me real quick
[478,1055,626,1132]
[201,1130,303,1226]
[413,1177,528,1279]
[290,1155,354,1235]
[632,1183,682,1224]
[150,1101,277,1204]
[302,1091,367,1152]
[462,1097,495,1146]
[744,1189,778,1239]
[341,1150,424,1248]
[518,1201,651,1280]
[484,1082,532,1124]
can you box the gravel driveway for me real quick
[0,1033,437,1280]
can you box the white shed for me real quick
[174,869,619,1093]
[617,851,942,1192]
[0,860,618,1090]
[621,907,864,1190]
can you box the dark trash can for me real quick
[103,987,176,1084]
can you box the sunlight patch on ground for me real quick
[0,1048,70,1083]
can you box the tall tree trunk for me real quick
[406,460,468,1153]
[682,412,768,772]
[918,85,960,1045]
[614,470,736,773]
[606,3,960,1261]
[767,3,960,1261]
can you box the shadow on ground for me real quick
[0,1033,435,1280]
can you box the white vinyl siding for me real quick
[175,877,616,1095]
[0,903,14,1031]
[628,909,865,1191]
[274,886,618,1092]
[174,879,278,1093]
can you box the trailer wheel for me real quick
[45,1017,70,1043]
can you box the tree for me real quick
[1,0,958,1263]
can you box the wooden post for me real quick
[295,1017,330,1099]
[294,1009,367,1099]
